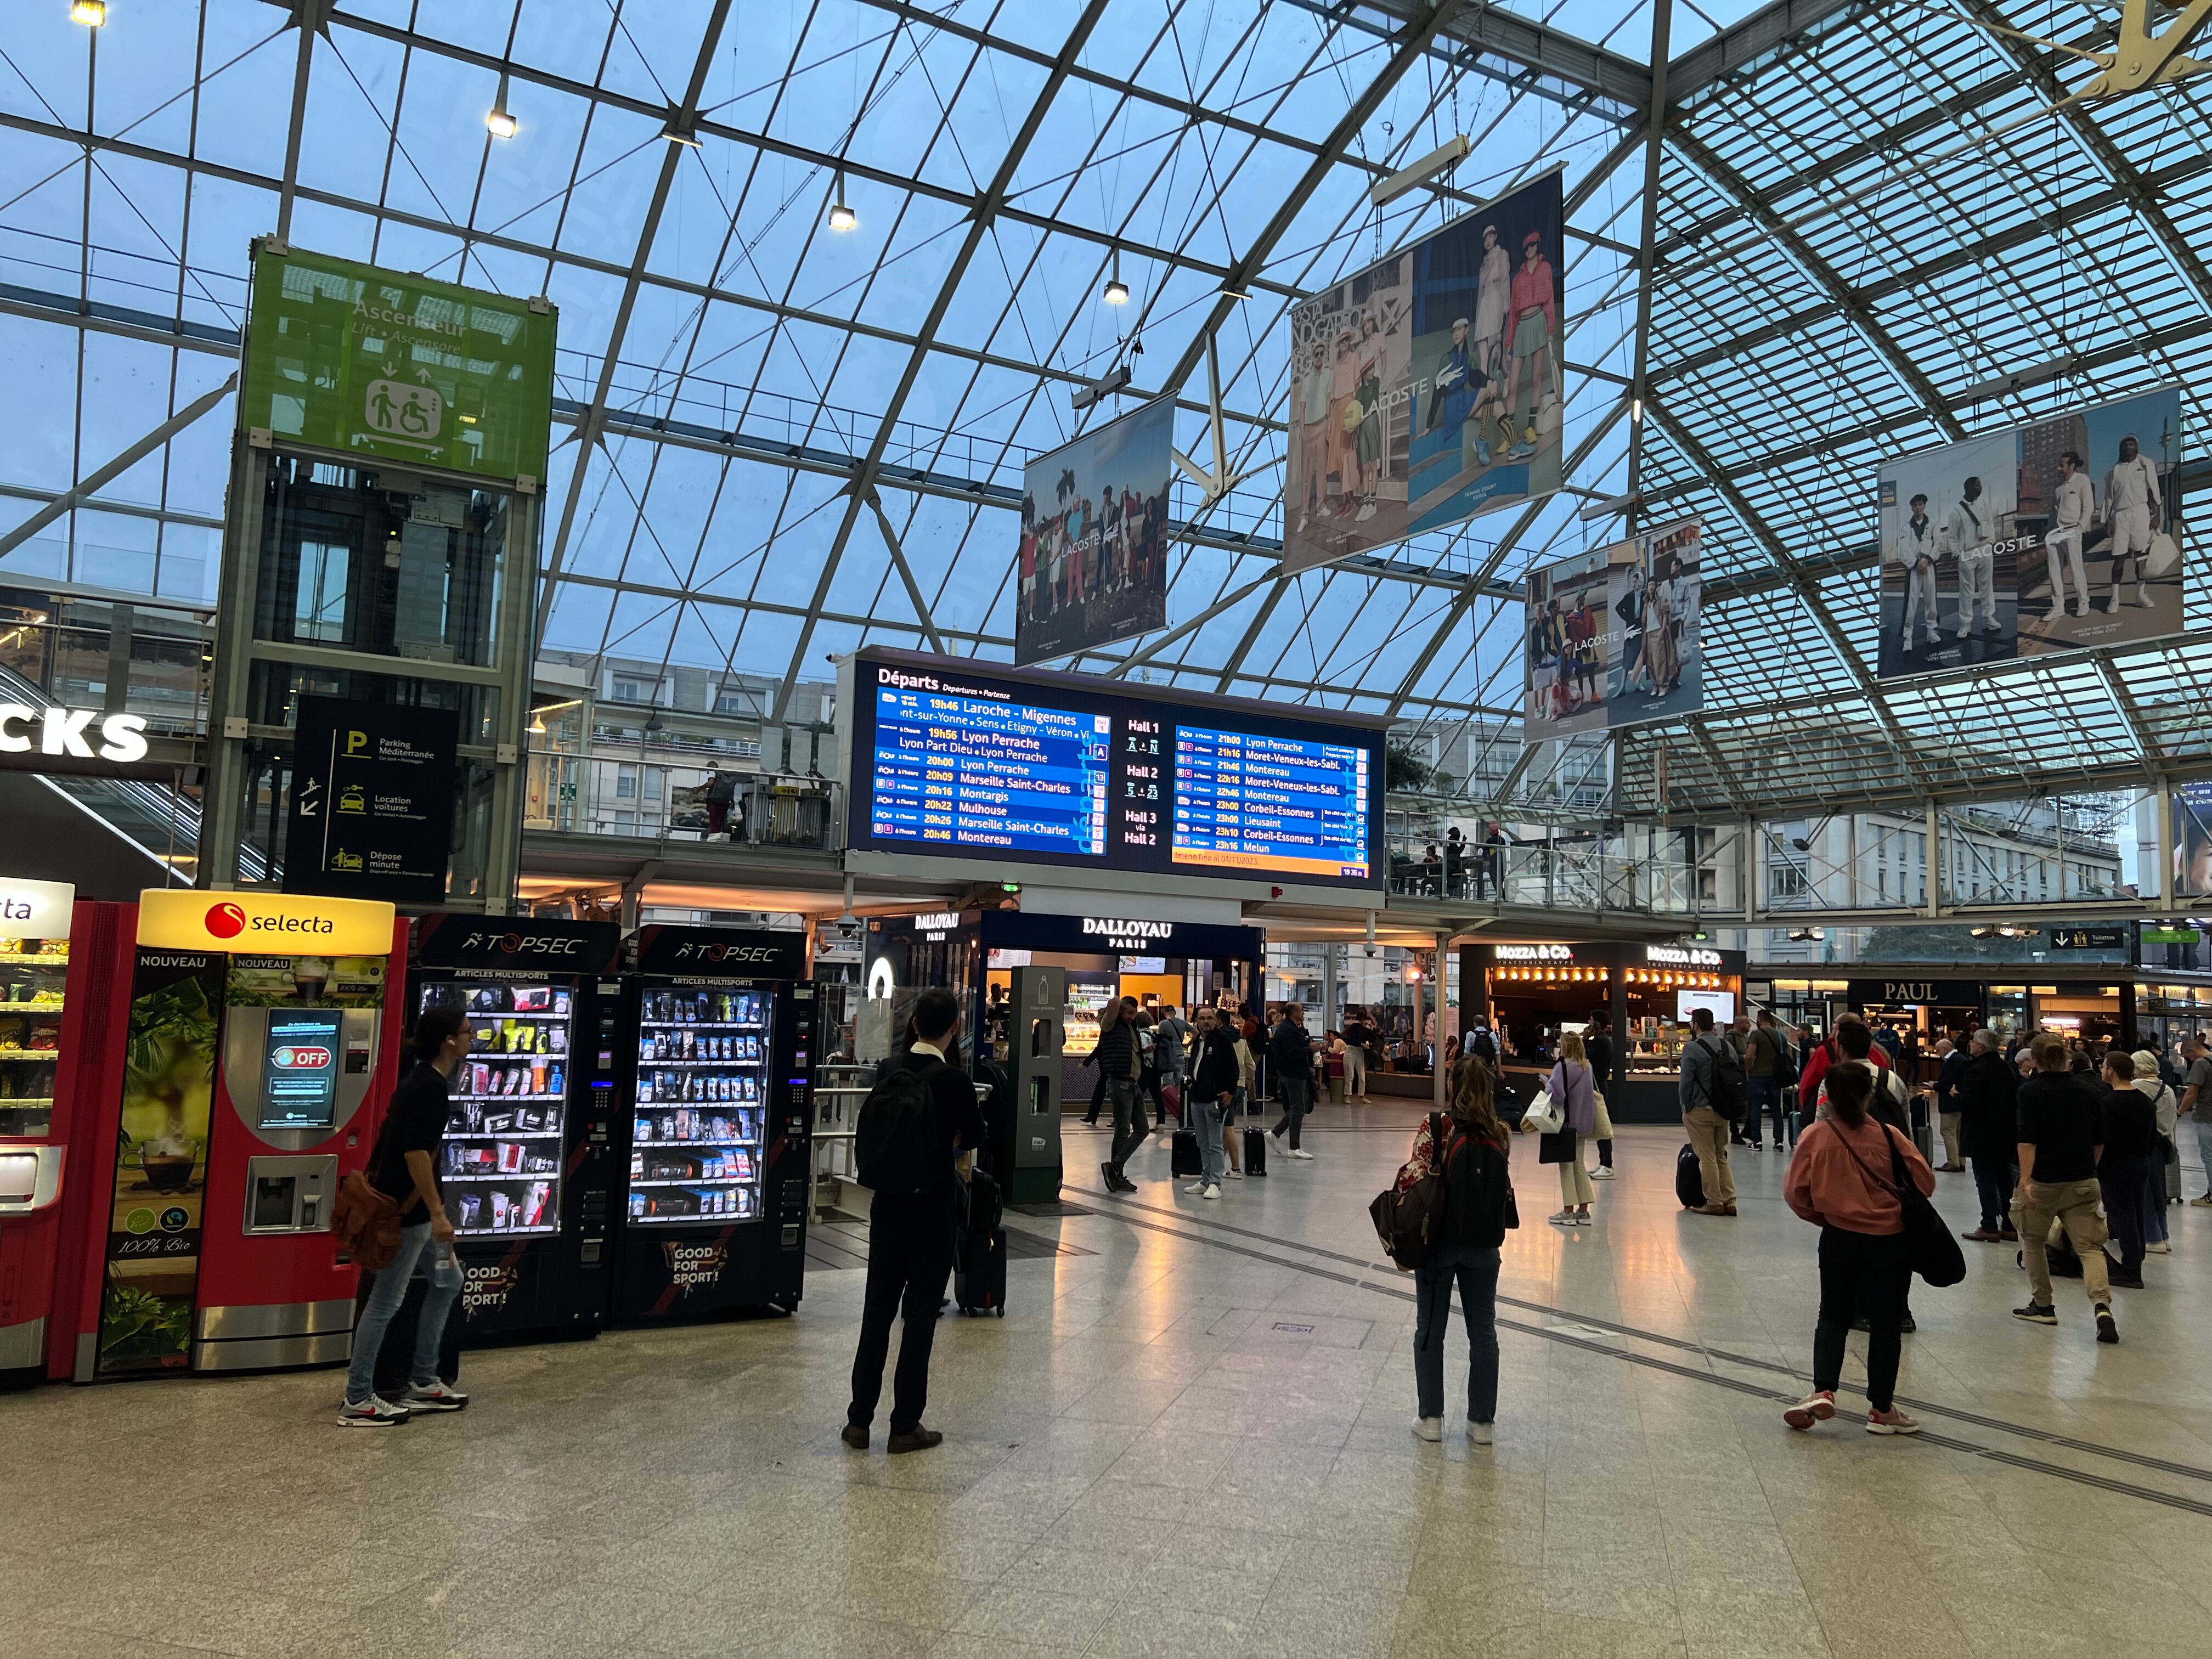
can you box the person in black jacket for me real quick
[1092,996,1144,1194]
[1268,1003,1317,1159]
[1954,1029,2019,1242]
[2098,1049,2156,1289]
[1184,1007,1241,1198]
[1584,1009,1617,1178]
[1401,1058,1515,1446]
[843,987,988,1454]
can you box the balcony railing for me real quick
[1385,842,1720,915]
[525,751,843,853]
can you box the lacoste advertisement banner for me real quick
[1283,167,1566,575]
[1522,517,1703,741]
[1876,385,2183,680]
[1015,396,1175,666]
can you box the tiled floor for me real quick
[13,1105,2212,1658]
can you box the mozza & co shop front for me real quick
[1462,940,1746,1122]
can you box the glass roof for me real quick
[2,0,2207,819]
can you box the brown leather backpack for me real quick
[331,1169,402,1270]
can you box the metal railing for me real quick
[526,751,844,852]
[1385,842,1718,915]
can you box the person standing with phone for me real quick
[341,1007,473,1426]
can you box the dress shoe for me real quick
[887,1427,944,1454]
[840,1423,868,1449]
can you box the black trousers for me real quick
[1813,1225,1912,1413]
[847,1194,956,1433]
[2101,1155,2150,1273]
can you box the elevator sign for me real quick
[239,241,555,483]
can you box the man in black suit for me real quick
[843,987,987,1454]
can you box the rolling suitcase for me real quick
[1171,1130,1203,1178]
[1675,1143,1706,1210]
[2164,1137,2182,1204]
[1243,1126,1268,1176]
[955,1226,1006,1316]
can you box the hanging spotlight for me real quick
[1103,247,1129,306]
[487,84,518,138]
[827,170,857,232]
[71,0,106,24]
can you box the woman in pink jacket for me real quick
[1781,1062,1936,1436]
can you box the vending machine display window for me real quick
[627,986,768,1225]
[420,980,572,1237]
[0,934,67,1142]
[258,1011,344,1131]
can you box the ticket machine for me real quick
[64,890,403,1379]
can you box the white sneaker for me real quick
[1200,1184,1220,1200]
[338,1395,411,1427]
[403,1380,470,1412]
[1226,1167,1244,1179]
[2045,605,2066,622]
[1470,1421,1494,1446]
[1589,1165,1615,1180]
[2146,1240,2171,1254]
[1412,1417,1443,1442]
[1288,1147,1313,1160]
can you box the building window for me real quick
[294,540,348,641]
[616,764,636,800]
[715,685,761,717]
[1769,862,1809,902]
[612,676,655,704]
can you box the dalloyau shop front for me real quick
[1462,939,1748,1122]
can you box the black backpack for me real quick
[856,1059,942,1198]
[1699,1034,1747,1120]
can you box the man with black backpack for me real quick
[1680,1006,1744,1216]
[843,987,986,1454]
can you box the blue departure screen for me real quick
[1172,727,1370,881]
[868,684,1109,856]
[850,655,1381,891]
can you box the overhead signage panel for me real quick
[284,697,460,905]
[137,889,397,957]
[847,650,1384,893]
[239,243,556,483]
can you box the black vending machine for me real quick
[611,926,815,1319]
[408,914,624,1339]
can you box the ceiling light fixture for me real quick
[1368,134,1471,207]
[827,171,857,232]
[1103,248,1128,306]
[71,0,106,24]
[486,72,518,139]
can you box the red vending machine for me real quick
[0,882,130,1388]
[61,890,404,1379]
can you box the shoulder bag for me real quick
[1838,1124,1966,1289]
[1522,1068,1567,1136]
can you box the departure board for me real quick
[1172,727,1369,880]
[868,684,1110,854]
[847,653,1384,891]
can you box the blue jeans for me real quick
[346,1221,460,1405]
[1412,1242,1500,1423]
[1745,1074,1781,1146]
[1190,1089,1228,1186]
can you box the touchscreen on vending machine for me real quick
[259,1011,345,1131]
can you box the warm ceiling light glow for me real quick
[487,106,518,138]
[1103,277,1130,304]
[828,199,857,232]
[71,1,107,24]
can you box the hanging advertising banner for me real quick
[2178,779,2212,898]
[1283,167,1566,575]
[1875,384,2183,680]
[95,951,224,1375]
[284,696,460,904]
[238,242,557,483]
[1523,517,1704,741]
[1015,397,1175,666]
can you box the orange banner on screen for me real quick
[1171,847,1368,881]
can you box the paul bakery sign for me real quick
[0,704,149,763]
[137,890,397,957]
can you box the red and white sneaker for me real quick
[1782,1390,1836,1431]
[1866,1408,1921,1436]
[338,1395,411,1427]
[403,1380,470,1413]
